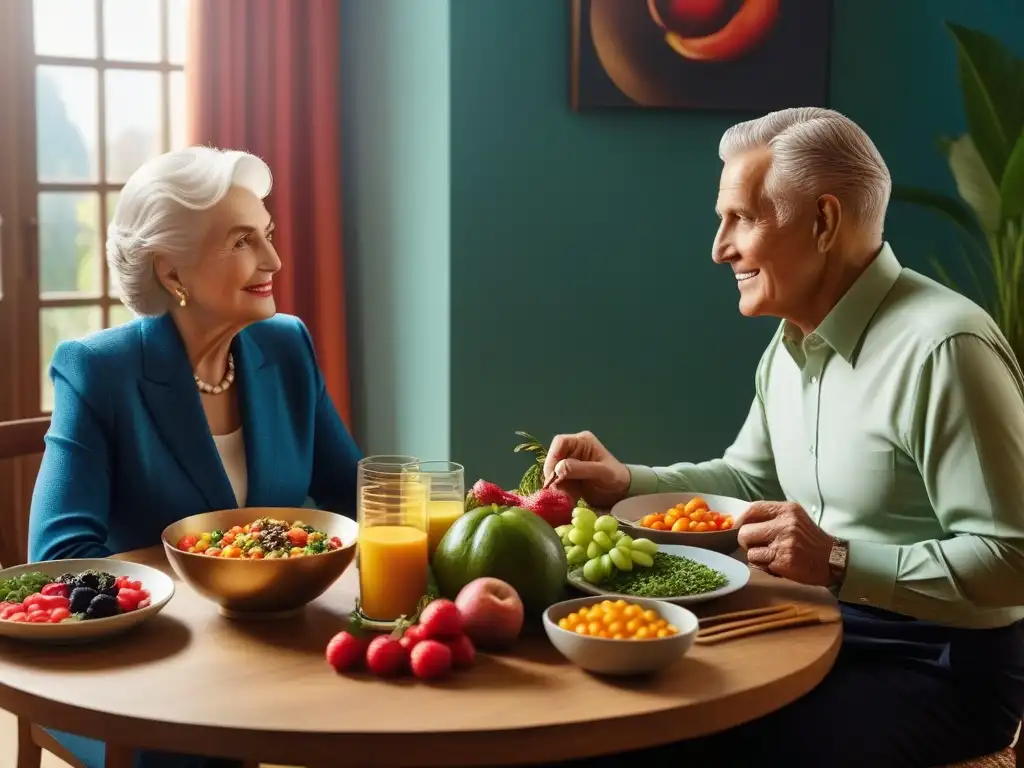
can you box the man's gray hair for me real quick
[719,107,891,236]
[107,146,273,316]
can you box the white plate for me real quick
[0,558,175,645]
[567,544,750,606]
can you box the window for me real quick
[0,0,189,416]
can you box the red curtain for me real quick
[186,0,351,427]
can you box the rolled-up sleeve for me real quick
[839,333,1024,622]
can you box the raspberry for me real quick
[417,599,463,639]
[365,636,408,677]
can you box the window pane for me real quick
[168,0,188,65]
[109,303,134,328]
[38,192,101,296]
[36,66,99,183]
[34,0,96,58]
[105,69,162,182]
[40,306,103,411]
[102,0,161,62]
[169,70,188,150]
[106,191,120,296]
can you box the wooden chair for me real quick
[0,416,90,768]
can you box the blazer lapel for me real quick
[138,314,238,510]
[233,328,282,506]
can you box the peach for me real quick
[454,577,524,650]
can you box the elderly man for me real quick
[545,107,1024,767]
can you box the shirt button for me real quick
[810,375,818,384]
[809,445,816,456]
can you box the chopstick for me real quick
[694,603,839,645]
[698,603,797,627]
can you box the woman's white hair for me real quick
[107,146,273,316]
[719,107,891,236]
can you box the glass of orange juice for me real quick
[357,456,428,622]
[403,461,466,558]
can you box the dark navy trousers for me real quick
[558,603,1024,768]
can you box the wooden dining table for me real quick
[0,547,842,766]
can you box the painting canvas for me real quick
[571,0,832,111]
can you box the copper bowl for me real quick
[161,507,358,619]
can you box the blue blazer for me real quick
[29,312,363,563]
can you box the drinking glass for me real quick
[403,461,466,557]
[356,455,428,621]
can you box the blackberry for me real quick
[85,593,118,620]
[72,569,116,593]
[69,586,98,614]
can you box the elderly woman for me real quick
[28,147,362,767]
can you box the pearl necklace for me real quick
[194,354,235,395]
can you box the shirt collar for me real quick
[784,242,903,366]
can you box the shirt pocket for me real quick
[863,449,896,472]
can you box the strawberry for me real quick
[470,480,521,507]
[365,635,408,677]
[417,599,463,639]
[116,588,146,613]
[326,631,368,672]
[520,488,575,527]
[443,634,476,668]
[409,640,452,680]
[399,624,426,651]
[41,583,70,599]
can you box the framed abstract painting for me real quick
[571,0,832,111]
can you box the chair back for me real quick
[0,417,50,568]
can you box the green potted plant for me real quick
[893,22,1024,360]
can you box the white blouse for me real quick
[212,428,248,508]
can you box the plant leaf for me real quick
[890,184,987,243]
[946,22,1024,184]
[1001,130,1024,219]
[947,135,1003,234]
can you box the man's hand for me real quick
[542,431,631,509]
[737,501,836,588]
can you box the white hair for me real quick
[107,146,273,316]
[719,107,891,236]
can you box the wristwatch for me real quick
[828,537,849,591]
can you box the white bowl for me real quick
[0,558,175,645]
[543,596,698,675]
[611,491,747,553]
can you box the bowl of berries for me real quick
[162,507,358,619]
[0,559,174,645]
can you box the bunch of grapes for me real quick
[556,508,659,585]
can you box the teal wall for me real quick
[341,0,451,461]
[343,0,1024,489]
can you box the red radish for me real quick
[399,624,427,651]
[326,631,368,672]
[520,488,575,527]
[417,599,463,639]
[409,640,452,680]
[365,635,408,677]
[443,634,476,668]
[470,480,521,507]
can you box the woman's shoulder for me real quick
[51,316,144,375]
[242,313,314,359]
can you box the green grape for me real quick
[600,553,613,578]
[555,524,572,542]
[586,541,604,560]
[594,515,618,534]
[609,530,624,542]
[572,507,597,527]
[630,549,654,568]
[582,556,606,584]
[631,538,658,556]
[592,531,614,552]
[616,534,634,549]
[564,545,572,555]
[568,527,591,546]
[609,546,633,572]
[566,545,588,566]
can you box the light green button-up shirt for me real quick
[627,244,1024,628]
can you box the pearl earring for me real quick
[175,287,188,307]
